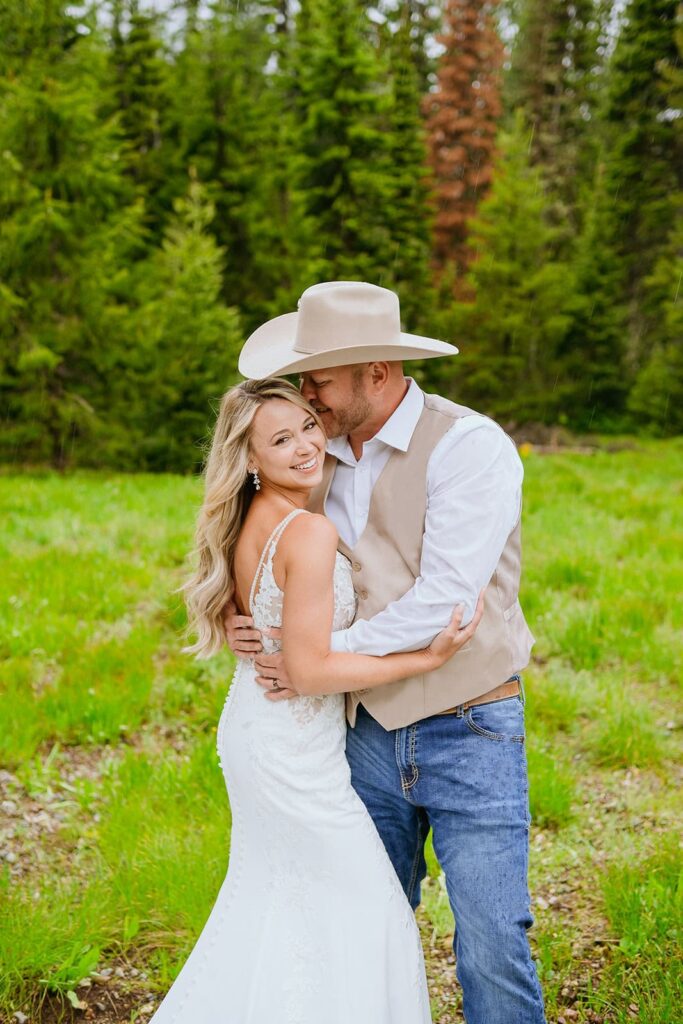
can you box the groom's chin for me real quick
[321,418,342,439]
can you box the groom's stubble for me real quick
[301,365,374,440]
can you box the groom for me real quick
[225,281,546,1024]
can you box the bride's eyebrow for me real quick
[269,412,315,442]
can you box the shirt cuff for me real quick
[330,629,352,653]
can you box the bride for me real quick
[149,377,483,1024]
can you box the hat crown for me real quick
[294,281,401,355]
[237,279,458,378]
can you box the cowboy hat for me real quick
[238,281,458,378]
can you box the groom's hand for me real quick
[223,600,264,658]
[255,637,297,701]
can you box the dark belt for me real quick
[438,676,521,715]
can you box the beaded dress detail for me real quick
[149,509,431,1024]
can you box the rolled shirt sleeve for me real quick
[330,415,523,656]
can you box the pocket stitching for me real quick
[464,697,525,743]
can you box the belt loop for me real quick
[455,702,465,718]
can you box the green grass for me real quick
[602,837,682,958]
[594,838,683,1022]
[1,442,681,1023]
[586,684,667,768]
[527,743,577,829]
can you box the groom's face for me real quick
[299,365,372,439]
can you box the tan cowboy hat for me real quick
[238,281,458,378]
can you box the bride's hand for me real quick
[425,590,486,667]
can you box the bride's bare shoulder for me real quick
[281,511,338,559]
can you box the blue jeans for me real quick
[345,682,546,1024]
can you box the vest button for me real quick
[359,589,368,600]
[352,561,361,572]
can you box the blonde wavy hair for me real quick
[181,377,324,658]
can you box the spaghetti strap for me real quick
[248,508,308,615]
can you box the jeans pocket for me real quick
[464,695,525,743]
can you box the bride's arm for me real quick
[278,514,479,697]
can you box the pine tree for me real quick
[109,0,167,209]
[602,0,681,366]
[384,11,435,330]
[558,164,629,429]
[158,0,214,213]
[381,0,441,93]
[627,209,683,436]
[507,0,605,227]
[120,175,242,472]
[626,12,683,435]
[242,0,318,324]
[182,0,202,37]
[628,4,683,439]
[164,1,289,330]
[292,0,397,282]
[286,0,322,121]
[425,0,504,276]
[0,1,141,466]
[440,115,575,423]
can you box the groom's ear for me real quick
[368,362,391,389]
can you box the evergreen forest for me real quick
[1,0,681,472]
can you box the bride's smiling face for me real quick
[249,398,325,493]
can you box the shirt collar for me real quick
[326,378,424,465]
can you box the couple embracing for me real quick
[150,282,546,1024]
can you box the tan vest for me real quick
[309,392,535,730]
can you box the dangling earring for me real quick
[251,468,261,491]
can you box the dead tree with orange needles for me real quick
[425,0,503,278]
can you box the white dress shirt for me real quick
[326,379,524,655]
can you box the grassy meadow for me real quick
[1,442,681,1024]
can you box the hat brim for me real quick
[238,312,459,379]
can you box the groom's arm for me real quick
[330,415,523,656]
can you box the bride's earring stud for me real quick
[251,468,261,491]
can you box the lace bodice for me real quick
[246,508,357,726]
[249,508,357,654]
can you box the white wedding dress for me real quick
[150,509,432,1024]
